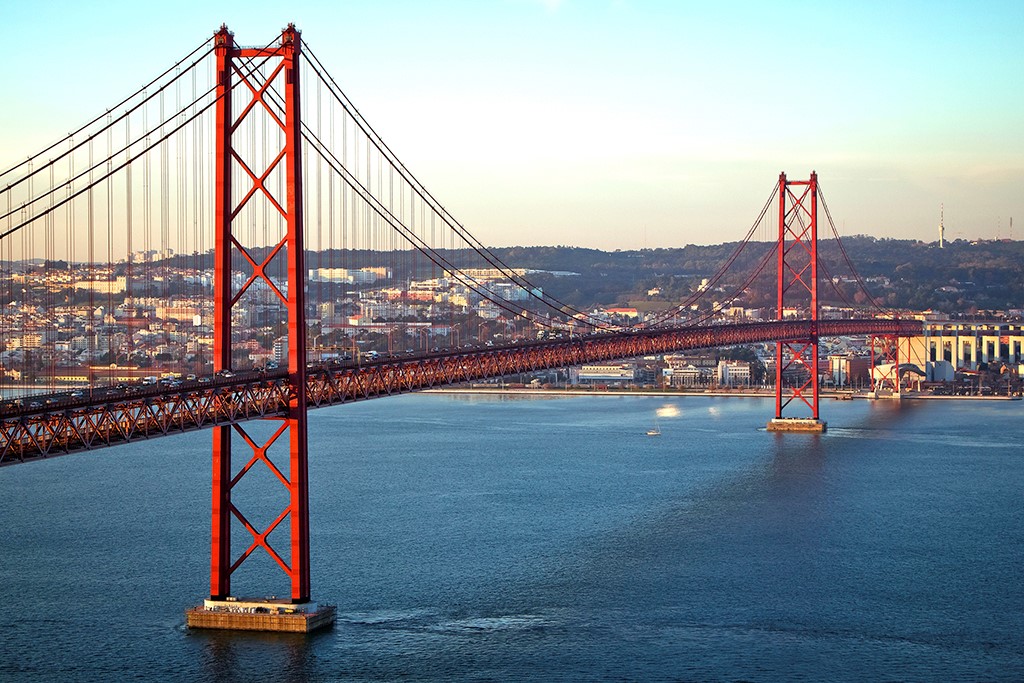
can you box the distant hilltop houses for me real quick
[0,257,552,384]
[0,239,1022,395]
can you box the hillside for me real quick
[488,237,1024,314]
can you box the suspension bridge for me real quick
[0,25,920,631]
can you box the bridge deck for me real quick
[0,319,918,466]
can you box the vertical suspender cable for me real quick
[87,136,95,389]
[125,113,134,366]
[106,114,114,372]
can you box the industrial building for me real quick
[903,321,1024,379]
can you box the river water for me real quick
[2,393,1023,682]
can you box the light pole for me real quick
[311,334,322,363]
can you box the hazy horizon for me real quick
[2,0,1021,250]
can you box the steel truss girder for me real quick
[0,319,920,466]
[0,378,291,464]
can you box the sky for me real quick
[2,0,1022,250]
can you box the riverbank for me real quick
[426,387,1021,401]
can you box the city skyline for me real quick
[2,0,1022,250]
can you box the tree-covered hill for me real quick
[488,237,1024,314]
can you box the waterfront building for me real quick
[828,354,871,387]
[717,360,752,386]
[572,362,637,386]
[903,321,1024,379]
[665,353,717,387]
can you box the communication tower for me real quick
[939,204,945,248]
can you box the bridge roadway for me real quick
[0,318,920,466]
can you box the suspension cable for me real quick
[301,43,613,328]
[0,39,214,186]
[303,134,574,328]
[250,51,618,331]
[0,37,280,242]
[818,187,891,316]
[638,184,779,328]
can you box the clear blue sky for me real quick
[2,0,1022,249]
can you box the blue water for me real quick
[2,394,1023,681]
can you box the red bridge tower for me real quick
[185,24,335,633]
[767,172,827,433]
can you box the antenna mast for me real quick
[939,203,945,248]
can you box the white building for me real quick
[73,276,127,294]
[717,360,752,386]
[308,267,391,284]
[574,362,637,385]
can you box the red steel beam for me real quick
[280,24,311,603]
[210,23,234,602]
[209,24,310,603]
[0,318,921,466]
[774,172,821,420]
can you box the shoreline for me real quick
[5,385,1017,402]
[426,387,1022,401]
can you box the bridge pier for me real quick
[186,598,336,633]
[766,417,827,433]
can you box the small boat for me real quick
[646,419,661,436]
